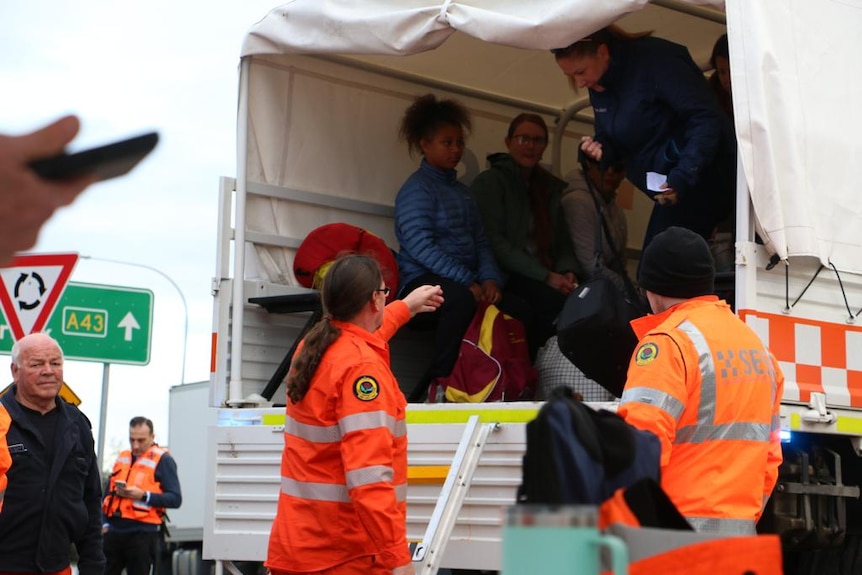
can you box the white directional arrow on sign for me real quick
[117,312,140,341]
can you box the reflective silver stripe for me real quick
[136,457,158,470]
[346,465,394,489]
[0,489,4,504]
[686,517,756,535]
[281,477,350,503]
[393,420,407,438]
[117,456,131,464]
[676,422,771,443]
[285,416,340,443]
[771,414,781,432]
[286,412,406,444]
[671,321,774,446]
[677,321,716,427]
[395,483,407,502]
[340,411,405,438]
[620,387,685,422]
[280,476,407,503]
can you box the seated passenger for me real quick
[707,32,736,273]
[394,94,529,402]
[709,33,733,120]
[471,113,580,359]
[562,153,631,292]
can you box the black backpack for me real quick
[517,388,661,505]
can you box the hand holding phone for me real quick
[28,132,159,182]
[115,480,127,490]
[0,115,93,264]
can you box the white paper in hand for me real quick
[646,172,667,193]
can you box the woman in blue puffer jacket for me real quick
[394,94,528,401]
[553,26,736,251]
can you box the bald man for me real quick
[0,333,105,575]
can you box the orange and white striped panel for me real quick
[739,310,862,408]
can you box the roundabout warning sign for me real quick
[0,253,78,340]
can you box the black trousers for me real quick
[104,530,160,575]
[503,272,567,360]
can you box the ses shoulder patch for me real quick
[353,375,380,401]
[635,342,659,366]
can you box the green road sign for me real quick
[0,282,153,364]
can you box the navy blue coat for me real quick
[0,389,105,575]
[591,36,736,244]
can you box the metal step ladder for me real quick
[411,415,498,575]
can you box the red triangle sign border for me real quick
[0,253,79,342]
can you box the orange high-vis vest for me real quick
[102,445,168,524]
[0,405,10,513]
[599,482,783,575]
[266,301,413,573]
[617,296,784,534]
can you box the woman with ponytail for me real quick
[266,254,442,575]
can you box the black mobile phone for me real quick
[28,131,159,182]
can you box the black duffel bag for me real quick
[557,277,644,398]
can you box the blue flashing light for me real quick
[780,429,792,443]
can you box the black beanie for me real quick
[638,226,715,298]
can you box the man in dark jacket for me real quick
[0,333,105,575]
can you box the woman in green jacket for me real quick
[472,113,580,358]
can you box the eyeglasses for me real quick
[375,287,391,296]
[513,135,548,146]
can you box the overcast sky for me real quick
[0,0,281,466]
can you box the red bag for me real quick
[430,302,537,402]
[293,223,398,302]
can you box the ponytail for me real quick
[284,254,383,403]
[286,319,341,403]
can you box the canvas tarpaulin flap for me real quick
[242,0,659,56]
[728,0,862,273]
[236,0,746,285]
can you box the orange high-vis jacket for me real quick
[102,445,167,524]
[0,405,10,513]
[598,482,783,575]
[266,301,412,573]
[617,296,784,534]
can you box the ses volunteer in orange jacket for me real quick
[618,227,784,535]
[266,254,443,575]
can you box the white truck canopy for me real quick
[236,0,862,276]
